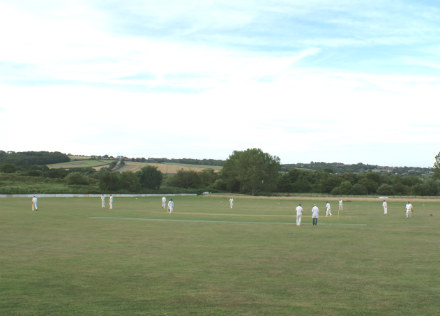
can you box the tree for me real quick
[221,148,280,195]
[99,171,121,192]
[377,184,393,196]
[137,166,163,190]
[167,169,201,188]
[120,172,141,192]
[66,172,89,185]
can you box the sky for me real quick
[0,0,439,167]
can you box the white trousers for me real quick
[296,214,302,226]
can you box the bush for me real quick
[0,164,17,173]
[137,166,163,190]
[66,172,89,185]
[377,184,393,196]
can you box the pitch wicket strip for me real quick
[161,212,354,218]
[90,216,367,226]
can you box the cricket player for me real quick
[312,204,319,226]
[383,200,388,215]
[405,201,413,218]
[168,199,174,213]
[296,204,303,226]
[162,196,167,209]
[339,200,343,211]
[109,194,113,210]
[325,201,332,216]
[229,197,234,209]
[32,195,38,212]
[101,194,105,208]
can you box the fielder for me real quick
[162,196,167,209]
[229,197,234,209]
[296,204,303,226]
[32,195,38,212]
[101,194,105,208]
[312,204,319,226]
[168,199,174,213]
[325,201,332,216]
[339,199,343,211]
[405,201,413,218]
[383,200,388,215]
[109,194,113,210]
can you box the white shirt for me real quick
[312,206,319,218]
[326,202,331,209]
[296,205,303,216]
[406,203,412,211]
[168,200,174,208]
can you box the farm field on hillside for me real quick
[118,161,221,174]
[1,196,439,316]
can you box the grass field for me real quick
[1,196,439,315]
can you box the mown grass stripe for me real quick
[89,216,367,226]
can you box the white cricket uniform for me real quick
[229,198,234,209]
[339,200,343,210]
[109,195,113,209]
[383,201,388,215]
[32,196,38,211]
[405,203,412,218]
[325,202,332,216]
[162,197,167,209]
[312,206,319,219]
[168,200,174,213]
[101,195,106,208]
[296,205,303,226]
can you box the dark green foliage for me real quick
[98,171,121,192]
[66,172,89,185]
[221,148,280,195]
[44,168,68,179]
[0,164,17,173]
[199,169,219,188]
[120,172,141,192]
[167,169,201,188]
[137,166,163,190]
[377,184,394,196]
[0,151,70,166]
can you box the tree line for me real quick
[1,149,439,196]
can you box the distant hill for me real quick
[4,151,433,177]
[281,162,433,176]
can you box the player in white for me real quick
[162,196,167,209]
[383,200,388,215]
[325,201,332,216]
[339,200,343,211]
[229,197,234,209]
[312,204,319,226]
[405,201,413,218]
[109,194,113,210]
[295,204,303,226]
[168,199,174,213]
[32,195,38,212]
[101,194,106,208]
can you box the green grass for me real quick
[1,196,439,315]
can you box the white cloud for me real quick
[1,1,439,166]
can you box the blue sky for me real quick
[0,0,439,167]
